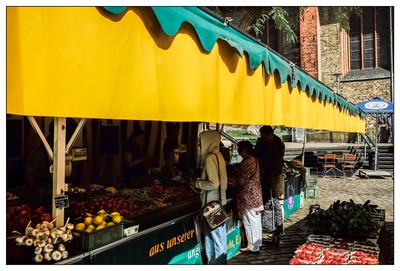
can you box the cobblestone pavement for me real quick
[228,173,395,266]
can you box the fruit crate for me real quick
[73,223,124,251]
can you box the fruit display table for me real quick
[290,235,381,265]
[55,198,241,265]
[292,200,386,265]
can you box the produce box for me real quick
[73,223,124,251]
[305,187,317,198]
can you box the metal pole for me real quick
[374,115,378,171]
[301,129,307,165]
[389,7,394,143]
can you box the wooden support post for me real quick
[52,117,66,228]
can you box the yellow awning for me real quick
[6,7,365,133]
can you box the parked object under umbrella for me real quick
[356,97,393,178]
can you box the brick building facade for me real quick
[215,6,393,142]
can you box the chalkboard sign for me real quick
[55,195,69,209]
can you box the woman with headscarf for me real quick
[191,130,228,264]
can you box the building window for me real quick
[259,18,280,52]
[349,7,390,70]
[248,17,280,52]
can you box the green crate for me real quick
[305,187,318,199]
[306,175,318,187]
[74,223,124,251]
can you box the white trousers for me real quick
[242,209,263,251]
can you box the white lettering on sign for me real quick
[365,101,389,110]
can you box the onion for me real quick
[33,239,41,247]
[43,252,52,261]
[59,226,67,232]
[25,238,33,246]
[58,244,66,252]
[41,235,49,242]
[40,223,48,230]
[39,240,47,248]
[61,233,69,241]
[34,246,42,255]
[15,236,26,245]
[34,254,43,263]
[61,250,68,259]
[26,226,34,235]
[66,223,75,230]
[43,221,54,230]
[31,229,39,237]
[50,230,58,239]
[43,243,54,253]
[51,250,62,261]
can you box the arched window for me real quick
[259,18,280,52]
[349,7,390,70]
[349,14,361,70]
[248,17,280,52]
[376,8,390,68]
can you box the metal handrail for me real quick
[220,130,239,145]
[359,133,374,158]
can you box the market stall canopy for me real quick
[7,6,365,133]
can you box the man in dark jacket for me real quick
[254,125,285,203]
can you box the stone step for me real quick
[283,143,393,173]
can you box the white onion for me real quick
[51,250,62,261]
[15,236,26,245]
[43,252,52,261]
[25,238,33,246]
[66,223,75,230]
[58,244,66,252]
[34,246,42,255]
[34,254,43,263]
[43,243,54,253]
[33,239,41,247]
[61,250,69,259]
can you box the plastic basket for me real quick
[73,223,124,251]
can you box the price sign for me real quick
[55,195,69,209]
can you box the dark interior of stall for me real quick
[6,116,239,264]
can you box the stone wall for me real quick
[340,79,391,104]
[319,7,342,90]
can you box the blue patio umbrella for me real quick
[357,97,394,171]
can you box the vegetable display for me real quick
[290,235,380,265]
[305,199,382,239]
[13,217,74,263]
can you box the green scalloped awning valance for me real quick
[104,6,362,117]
